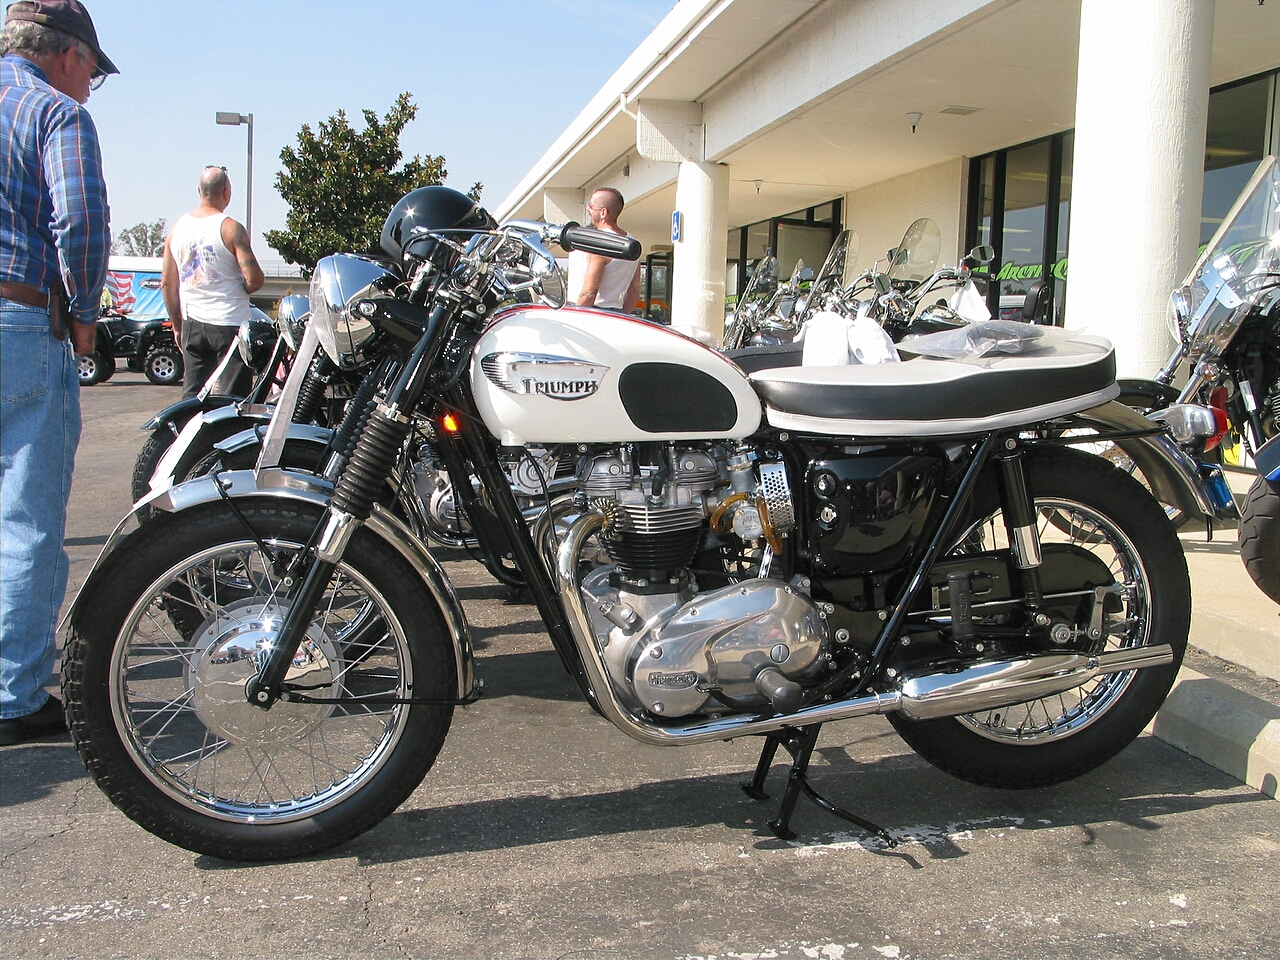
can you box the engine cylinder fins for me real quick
[603,528,703,579]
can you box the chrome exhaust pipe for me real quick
[556,512,1174,747]
[895,644,1174,720]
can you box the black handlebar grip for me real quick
[559,225,642,261]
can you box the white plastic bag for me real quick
[948,279,992,324]
[801,311,851,365]
[848,307,900,364]
[899,320,1077,361]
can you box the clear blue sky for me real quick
[83,0,675,261]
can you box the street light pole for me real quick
[215,111,254,243]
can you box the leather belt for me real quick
[0,282,50,309]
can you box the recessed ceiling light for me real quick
[938,105,982,116]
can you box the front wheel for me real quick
[63,499,457,861]
[889,448,1190,789]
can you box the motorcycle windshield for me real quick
[811,229,860,296]
[1182,155,1280,354]
[888,218,942,285]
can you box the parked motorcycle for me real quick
[130,297,308,505]
[1116,155,1280,530]
[65,187,1215,862]
[1239,434,1280,603]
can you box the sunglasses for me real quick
[76,48,107,90]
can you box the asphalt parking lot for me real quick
[3,372,1278,960]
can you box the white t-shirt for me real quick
[168,213,252,327]
[567,239,640,310]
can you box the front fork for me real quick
[246,301,450,709]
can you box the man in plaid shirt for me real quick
[0,0,117,745]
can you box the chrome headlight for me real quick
[275,294,310,351]
[309,254,399,369]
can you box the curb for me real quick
[1149,665,1280,799]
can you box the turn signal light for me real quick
[441,412,461,434]
[1203,387,1231,451]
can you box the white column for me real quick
[1064,0,1214,378]
[671,160,730,338]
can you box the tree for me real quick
[113,218,167,257]
[265,93,481,276]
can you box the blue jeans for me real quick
[0,300,80,719]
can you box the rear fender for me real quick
[1256,434,1280,482]
[1071,400,1228,520]
[69,468,474,702]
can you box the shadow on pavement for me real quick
[0,742,86,806]
[189,735,1267,871]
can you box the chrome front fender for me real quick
[214,422,333,455]
[70,468,474,702]
[148,401,275,494]
[1072,400,1229,521]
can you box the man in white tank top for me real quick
[161,165,264,398]
[569,187,641,312]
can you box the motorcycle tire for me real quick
[889,448,1190,789]
[131,429,178,505]
[144,345,184,386]
[1238,476,1280,605]
[63,498,457,862]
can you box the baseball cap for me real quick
[5,1,119,76]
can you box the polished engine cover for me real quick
[581,570,830,718]
[472,306,762,445]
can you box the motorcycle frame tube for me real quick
[446,380,602,709]
[66,468,475,704]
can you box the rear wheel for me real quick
[1239,476,1280,605]
[889,449,1190,789]
[63,500,457,861]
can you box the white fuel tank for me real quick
[471,305,762,445]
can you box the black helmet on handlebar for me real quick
[379,186,497,265]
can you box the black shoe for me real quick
[0,696,68,746]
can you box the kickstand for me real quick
[741,724,897,847]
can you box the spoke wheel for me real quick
[64,500,456,861]
[953,497,1147,744]
[889,448,1190,789]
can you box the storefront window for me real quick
[967,134,1069,323]
[726,200,842,302]
[965,68,1279,326]
[1202,74,1273,244]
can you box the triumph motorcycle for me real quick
[64,187,1216,862]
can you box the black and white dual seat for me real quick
[746,335,1119,437]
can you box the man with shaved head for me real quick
[162,165,264,398]
[572,187,641,311]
